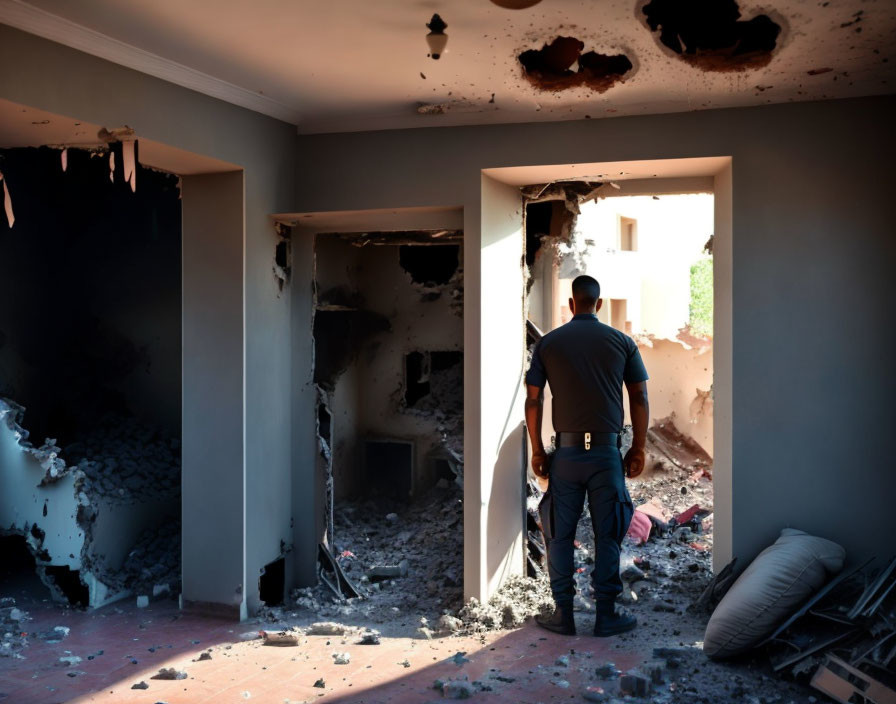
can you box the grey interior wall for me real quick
[295,95,896,572]
[181,172,244,610]
[290,226,318,587]
[1,26,298,616]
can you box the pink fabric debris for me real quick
[626,509,652,545]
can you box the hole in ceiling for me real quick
[518,37,634,93]
[641,0,782,72]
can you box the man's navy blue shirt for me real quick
[526,313,649,433]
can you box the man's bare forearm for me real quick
[524,389,545,452]
[628,385,649,451]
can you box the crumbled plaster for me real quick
[273,223,292,294]
[522,180,604,291]
[0,399,180,608]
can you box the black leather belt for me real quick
[556,431,620,449]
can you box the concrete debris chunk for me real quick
[366,559,410,581]
[59,655,82,666]
[555,654,569,667]
[313,678,325,688]
[583,686,608,702]
[239,631,262,640]
[151,667,188,680]
[131,681,149,689]
[332,652,350,665]
[136,595,149,608]
[595,662,621,679]
[262,630,299,646]
[307,621,348,636]
[619,672,651,697]
[443,677,475,699]
[359,629,380,645]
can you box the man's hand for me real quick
[531,447,548,478]
[623,447,646,479]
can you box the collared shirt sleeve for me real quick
[623,339,649,384]
[525,340,547,388]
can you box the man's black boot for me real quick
[535,604,576,635]
[593,600,636,637]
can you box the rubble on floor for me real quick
[0,598,30,658]
[262,480,463,633]
[0,399,181,609]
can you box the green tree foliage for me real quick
[689,257,713,338]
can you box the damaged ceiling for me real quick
[1,0,893,133]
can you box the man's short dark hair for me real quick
[571,275,601,306]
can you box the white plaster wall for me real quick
[0,26,298,616]
[0,411,82,572]
[476,175,526,600]
[293,95,896,576]
[636,339,714,455]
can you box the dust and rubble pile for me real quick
[66,415,180,500]
[1,399,181,607]
[0,598,29,659]
[283,480,463,624]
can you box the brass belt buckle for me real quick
[584,432,591,450]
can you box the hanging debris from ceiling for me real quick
[0,171,14,228]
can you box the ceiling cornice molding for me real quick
[0,0,302,125]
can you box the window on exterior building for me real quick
[618,216,637,251]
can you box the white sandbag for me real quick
[704,528,845,659]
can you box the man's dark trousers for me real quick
[540,444,634,608]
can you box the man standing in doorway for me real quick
[525,275,650,636]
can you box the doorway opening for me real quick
[304,227,465,622]
[525,186,715,613]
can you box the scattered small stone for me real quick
[552,679,570,688]
[332,652,350,665]
[196,652,212,661]
[555,655,569,667]
[131,681,149,690]
[262,630,299,646]
[398,659,411,668]
[151,667,187,680]
[307,622,348,636]
[359,630,380,645]
[136,595,149,608]
[59,655,82,666]
[619,672,651,697]
[595,663,620,679]
[443,678,475,699]
[313,678,325,688]
[583,686,608,702]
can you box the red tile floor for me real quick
[1,597,650,704]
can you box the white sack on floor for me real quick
[704,528,845,659]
